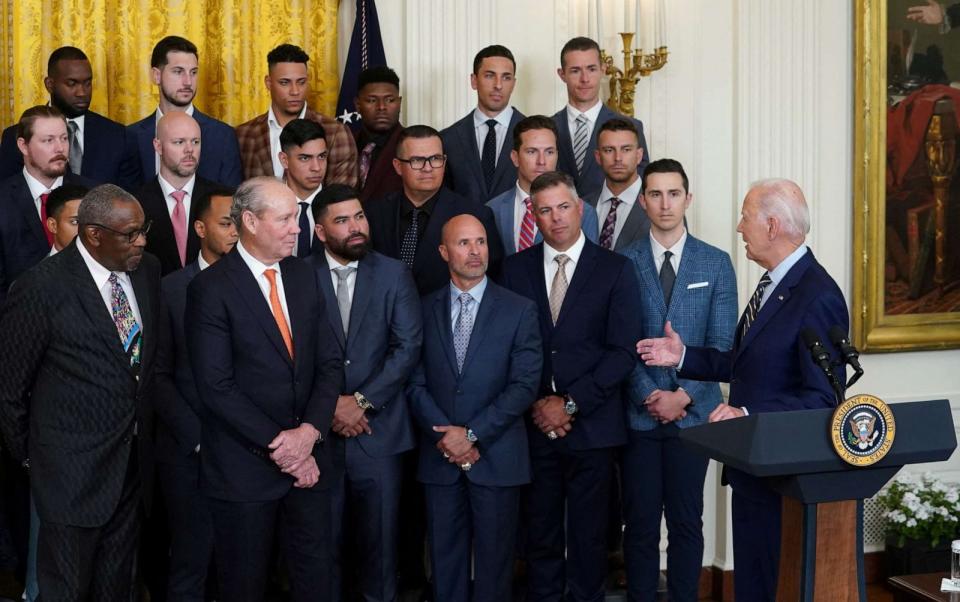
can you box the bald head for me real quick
[154,112,201,181]
[439,214,488,288]
[441,214,484,246]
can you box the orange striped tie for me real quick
[263,269,294,358]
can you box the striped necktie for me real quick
[518,197,536,251]
[739,272,773,341]
[573,113,590,172]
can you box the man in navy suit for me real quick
[501,171,641,602]
[128,36,242,188]
[638,178,849,602]
[621,159,738,601]
[0,106,96,303]
[154,185,236,601]
[0,47,141,189]
[553,37,649,196]
[410,214,541,601]
[487,115,599,255]
[279,119,327,258]
[185,177,343,601]
[364,125,503,295]
[441,45,525,205]
[306,185,422,602]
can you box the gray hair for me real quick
[78,183,138,226]
[530,170,579,206]
[748,178,810,240]
[230,176,276,229]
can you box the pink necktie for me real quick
[170,190,187,266]
[518,197,536,251]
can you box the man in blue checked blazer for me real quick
[621,159,738,602]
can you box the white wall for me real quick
[341,0,960,568]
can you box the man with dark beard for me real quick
[307,184,422,602]
[0,47,140,188]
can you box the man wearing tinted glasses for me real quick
[364,124,503,296]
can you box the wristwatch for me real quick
[354,392,374,411]
[563,395,578,416]
[465,427,478,443]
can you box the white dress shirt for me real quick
[236,239,290,325]
[473,106,514,166]
[23,168,64,219]
[325,249,359,303]
[649,229,687,275]
[291,186,322,257]
[197,251,210,271]
[512,182,539,249]
[154,105,196,175]
[543,231,587,298]
[596,177,642,246]
[158,174,196,222]
[565,100,603,150]
[269,104,308,178]
[77,237,143,327]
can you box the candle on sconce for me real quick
[596,0,603,44]
[659,0,666,47]
[635,0,642,49]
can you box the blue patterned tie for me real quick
[109,273,141,367]
[453,292,475,373]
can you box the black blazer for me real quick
[0,241,160,527]
[500,239,641,451]
[136,175,218,276]
[185,249,343,502]
[440,108,525,204]
[364,187,504,295]
[0,171,97,303]
[0,111,142,190]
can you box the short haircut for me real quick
[358,65,400,91]
[230,176,275,229]
[530,170,578,202]
[17,106,66,143]
[279,119,326,153]
[267,43,310,68]
[749,178,811,238]
[46,184,89,219]
[560,36,601,68]
[396,125,442,156]
[311,184,360,222]
[512,115,558,151]
[151,36,198,69]
[193,185,237,221]
[47,46,89,74]
[473,44,516,74]
[78,184,138,227]
[598,118,639,144]
[641,158,690,194]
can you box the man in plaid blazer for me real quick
[235,44,358,187]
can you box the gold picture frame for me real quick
[853,0,960,352]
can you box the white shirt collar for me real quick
[22,168,63,201]
[768,244,809,286]
[268,104,308,129]
[649,228,688,262]
[473,106,514,130]
[77,236,117,291]
[450,275,489,304]
[295,184,322,205]
[236,239,281,277]
[599,176,642,208]
[158,174,196,199]
[197,252,210,271]
[544,231,587,266]
[566,99,603,125]
[325,249,359,271]
[156,104,195,122]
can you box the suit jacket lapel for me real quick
[135,116,156,179]
[432,291,459,377]
[614,200,649,251]
[492,193,516,254]
[635,240,666,315]
[554,111,576,173]
[736,252,813,358]
[527,245,553,332]
[669,237,701,314]
[413,193,449,269]
[64,244,130,369]
[254,117,274,177]
[129,260,155,378]
[347,257,374,343]
[459,283,496,375]
[457,118,486,195]
[13,177,47,247]
[555,241,598,328]
[314,254,346,351]
[490,111,522,193]
[282,264,309,373]
[225,250,293,366]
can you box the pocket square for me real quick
[687,281,709,289]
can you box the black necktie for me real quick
[297,202,311,257]
[400,208,421,267]
[739,272,773,341]
[481,119,498,189]
[659,250,676,307]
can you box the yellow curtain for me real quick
[0,0,340,127]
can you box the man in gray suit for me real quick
[582,118,651,253]
[486,115,599,256]
[553,37,649,196]
[307,184,423,602]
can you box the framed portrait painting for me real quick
[854,0,960,351]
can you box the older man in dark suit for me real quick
[0,184,160,601]
[355,66,404,202]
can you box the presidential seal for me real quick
[830,394,895,466]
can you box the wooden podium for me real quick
[679,400,957,601]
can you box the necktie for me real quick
[481,118,498,189]
[334,266,357,336]
[67,120,82,175]
[400,208,421,267]
[296,202,311,257]
[659,250,676,307]
[453,292,475,373]
[358,142,377,189]
[739,272,773,341]
[518,197,536,251]
[549,254,571,324]
[599,197,621,250]
[264,269,294,359]
[109,273,141,368]
[573,113,590,173]
[39,192,53,246]
[170,190,188,267]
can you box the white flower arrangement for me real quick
[876,472,960,547]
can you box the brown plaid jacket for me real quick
[234,109,358,187]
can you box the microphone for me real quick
[828,325,864,388]
[800,327,844,404]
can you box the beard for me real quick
[160,86,195,108]
[326,233,371,261]
[49,92,85,119]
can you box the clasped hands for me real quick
[433,425,480,466]
[268,423,321,488]
[531,395,573,439]
[332,395,371,438]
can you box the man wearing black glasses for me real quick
[364,125,502,296]
[0,183,161,602]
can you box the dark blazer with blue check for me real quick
[441,108,525,205]
[486,187,600,256]
[408,280,542,487]
[622,235,738,430]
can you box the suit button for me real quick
[456,389,463,394]
[551,350,557,355]
[123,436,132,444]
[344,359,351,367]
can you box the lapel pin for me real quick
[778,295,784,301]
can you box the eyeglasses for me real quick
[396,154,447,170]
[87,220,152,243]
